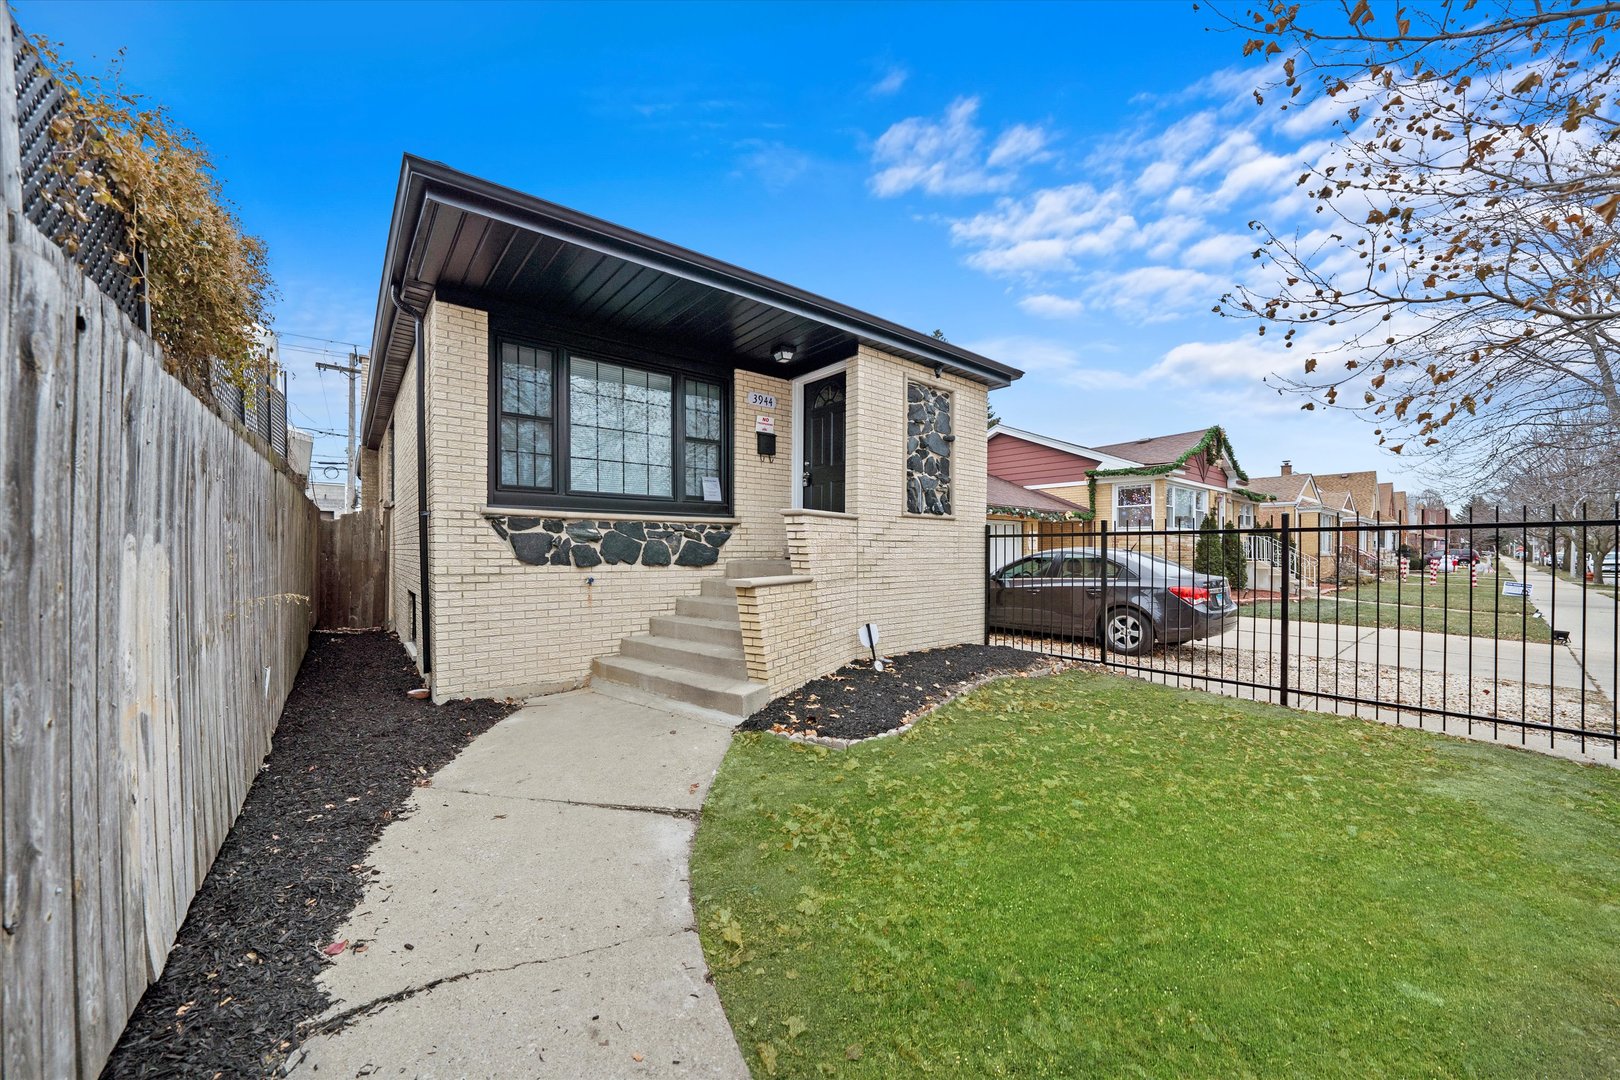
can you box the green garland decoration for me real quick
[1079,426,1270,521]
[986,427,1274,524]
[988,504,1089,523]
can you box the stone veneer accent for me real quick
[486,516,733,568]
[905,381,953,515]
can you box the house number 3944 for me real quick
[747,391,777,409]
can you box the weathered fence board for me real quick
[317,508,387,629]
[1,18,321,1071]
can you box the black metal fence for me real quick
[209,355,289,459]
[986,511,1620,759]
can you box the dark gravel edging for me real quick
[102,631,516,1080]
[737,644,1061,743]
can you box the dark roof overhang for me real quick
[362,156,1022,447]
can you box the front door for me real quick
[802,373,845,513]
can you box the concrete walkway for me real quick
[287,690,748,1079]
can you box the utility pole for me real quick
[315,351,365,511]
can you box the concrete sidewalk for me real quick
[1506,556,1619,703]
[287,690,748,1079]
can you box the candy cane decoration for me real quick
[1470,561,1478,589]
[1400,557,1410,583]
[1429,557,1440,586]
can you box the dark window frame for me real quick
[494,339,557,492]
[485,317,732,515]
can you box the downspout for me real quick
[390,284,432,676]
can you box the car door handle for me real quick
[1086,587,1103,597]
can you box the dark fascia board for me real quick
[363,155,1022,446]
[363,157,434,447]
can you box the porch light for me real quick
[772,344,795,364]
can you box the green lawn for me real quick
[693,670,1620,1078]
[1249,572,1552,642]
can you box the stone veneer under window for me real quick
[905,382,953,515]
[487,516,733,568]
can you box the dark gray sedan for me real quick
[987,547,1238,655]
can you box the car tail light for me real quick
[1169,585,1210,606]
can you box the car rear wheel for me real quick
[1102,608,1155,656]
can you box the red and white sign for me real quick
[755,415,775,434]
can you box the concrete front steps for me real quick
[590,559,789,720]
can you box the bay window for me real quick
[489,327,729,513]
[1115,483,1153,529]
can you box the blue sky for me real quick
[15,0,1425,491]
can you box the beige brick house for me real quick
[358,158,1021,713]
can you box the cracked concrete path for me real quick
[286,689,748,1079]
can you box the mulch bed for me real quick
[102,631,515,1080]
[737,644,1058,743]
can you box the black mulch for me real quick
[737,644,1057,742]
[101,631,516,1080]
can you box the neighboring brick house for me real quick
[987,424,1268,532]
[986,425,1270,573]
[1377,481,1403,555]
[986,474,1086,571]
[1242,465,1340,581]
[360,157,1021,710]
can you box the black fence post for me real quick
[1100,520,1111,665]
[1279,512,1291,708]
[982,522,990,646]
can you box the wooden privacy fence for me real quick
[317,508,388,629]
[0,20,320,1075]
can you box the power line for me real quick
[278,330,367,349]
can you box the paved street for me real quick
[1505,557,1620,703]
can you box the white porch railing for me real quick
[1242,533,1318,587]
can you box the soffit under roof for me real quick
[363,157,1021,447]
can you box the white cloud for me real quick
[951,184,1137,273]
[1181,232,1255,269]
[1018,293,1085,318]
[870,65,908,97]
[988,123,1051,167]
[965,334,1134,389]
[869,97,1051,197]
[1147,335,1284,383]
[732,140,812,190]
[1092,265,1223,322]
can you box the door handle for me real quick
[1086,588,1103,597]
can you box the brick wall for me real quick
[406,301,805,701]
[735,346,992,695]
[382,304,995,703]
[386,360,421,664]
[735,512,858,694]
[729,370,794,559]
